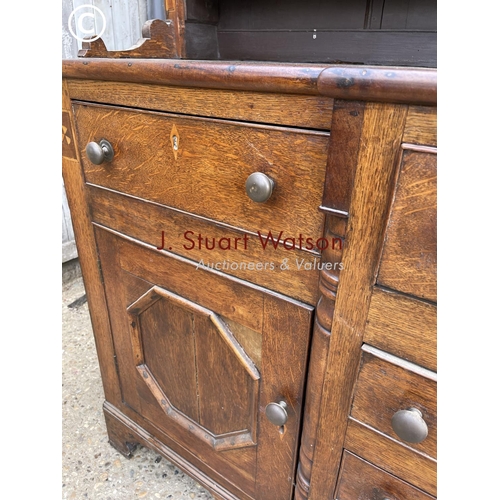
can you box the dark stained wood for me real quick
[222,317,262,370]
[139,297,199,421]
[318,66,437,105]
[403,106,437,146]
[63,59,326,95]
[335,451,435,500]
[382,0,437,30]
[121,271,152,306]
[115,232,265,333]
[351,347,437,459]
[377,147,437,302]
[218,31,436,68]
[184,23,219,59]
[79,19,179,59]
[321,100,365,214]
[364,287,437,371]
[88,186,321,305]
[66,79,335,130]
[93,228,146,415]
[365,0,386,29]
[63,58,437,498]
[195,314,259,438]
[95,227,258,495]
[62,59,437,103]
[256,295,314,500]
[129,285,261,452]
[186,0,219,23]
[295,217,346,500]
[183,0,220,59]
[344,419,437,496]
[218,0,367,30]
[95,225,313,498]
[62,80,122,406]
[74,103,329,241]
[307,103,408,500]
[103,402,252,500]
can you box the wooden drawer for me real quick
[335,451,435,500]
[350,346,436,459]
[73,102,329,241]
[377,147,437,302]
[364,287,436,371]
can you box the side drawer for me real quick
[350,346,436,460]
[335,451,435,500]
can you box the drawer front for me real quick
[94,226,314,500]
[377,148,437,302]
[364,287,436,372]
[335,451,435,500]
[351,346,436,459]
[74,102,329,241]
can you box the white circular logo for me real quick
[68,4,106,43]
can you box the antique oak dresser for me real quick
[62,2,437,499]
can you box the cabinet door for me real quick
[95,226,314,500]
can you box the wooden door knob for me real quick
[86,139,115,165]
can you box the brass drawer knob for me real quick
[245,172,274,203]
[265,401,288,426]
[391,407,428,444]
[86,139,115,165]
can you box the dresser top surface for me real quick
[62,59,437,105]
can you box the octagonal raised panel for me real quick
[127,286,260,451]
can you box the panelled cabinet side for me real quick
[62,80,122,406]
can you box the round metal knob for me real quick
[391,408,428,444]
[265,401,288,426]
[86,139,114,165]
[245,172,274,203]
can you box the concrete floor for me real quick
[62,272,214,499]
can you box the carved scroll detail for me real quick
[78,19,179,59]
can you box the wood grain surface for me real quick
[62,59,437,104]
[345,419,437,496]
[88,186,321,305]
[335,451,435,500]
[403,106,437,146]
[66,79,334,130]
[321,100,365,214]
[377,147,437,302]
[62,80,122,406]
[364,287,437,371]
[74,103,329,240]
[318,66,437,105]
[94,226,314,500]
[308,103,408,500]
[351,347,437,459]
